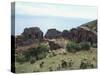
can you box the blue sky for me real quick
[15,2,97,35]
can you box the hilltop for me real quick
[80,20,97,32]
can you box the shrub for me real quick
[80,58,94,69]
[15,53,26,64]
[80,62,88,69]
[80,61,94,69]
[79,42,90,50]
[22,48,37,61]
[61,60,67,68]
[36,44,49,60]
[52,52,57,56]
[39,61,44,68]
[49,66,53,71]
[66,42,80,52]
[38,44,49,52]
[48,53,54,58]
[62,52,67,55]
[92,43,97,48]
[56,64,61,70]
[23,44,49,61]
[37,53,47,60]
[30,57,36,64]
[68,59,73,67]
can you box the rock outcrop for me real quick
[61,20,97,45]
[16,27,43,47]
[68,27,97,44]
[45,29,61,39]
[62,30,69,39]
[47,40,62,50]
[22,27,43,40]
[15,20,97,48]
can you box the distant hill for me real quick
[80,20,97,32]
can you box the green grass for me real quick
[15,48,97,73]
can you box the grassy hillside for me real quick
[80,20,97,32]
[15,38,97,73]
[15,47,97,73]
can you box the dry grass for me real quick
[15,47,97,73]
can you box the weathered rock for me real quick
[22,27,43,40]
[62,30,69,39]
[45,29,61,39]
[16,27,43,47]
[15,35,25,47]
[62,20,97,45]
[68,27,97,45]
[48,40,62,50]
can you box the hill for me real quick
[14,20,97,73]
[80,20,97,32]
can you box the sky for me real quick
[14,2,97,35]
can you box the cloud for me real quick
[15,2,97,19]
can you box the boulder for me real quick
[48,40,62,50]
[62,30,69,39]
[16,27,43,47]
[45,29,61,39]
[22,27,43,40]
